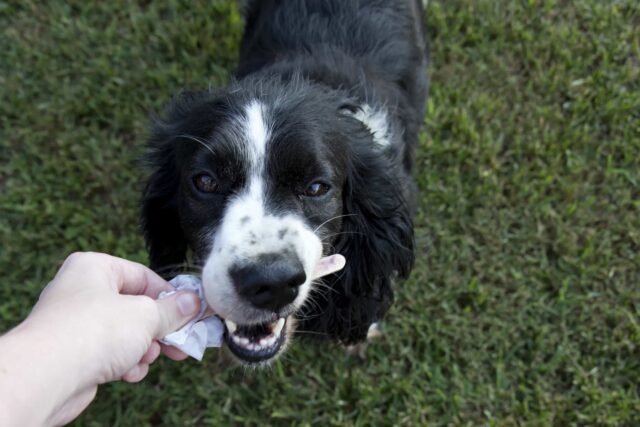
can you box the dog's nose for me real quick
[230,254,307,312]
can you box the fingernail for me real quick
[176,292,199,316]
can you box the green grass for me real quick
[1,0,639,425]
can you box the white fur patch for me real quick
[350,104,392,148]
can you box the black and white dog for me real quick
[142,0,428,365]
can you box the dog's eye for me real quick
[303,182,330,197]
[193,173,218,193]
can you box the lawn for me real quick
[1,0,639,425]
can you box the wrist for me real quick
[0,321,88,425]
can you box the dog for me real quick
[142,0,428,365]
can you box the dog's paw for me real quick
[345,342,368,360]
[344,323,383,360]
[366,322,383,340]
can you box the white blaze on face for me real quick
[244,100,268,175]
[201,100,324,323]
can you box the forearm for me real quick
[0,322,86,426]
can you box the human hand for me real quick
[0,252,201,426]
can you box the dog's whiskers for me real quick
[311,280,338,295]
[301,294,324,314]
[177,134,216,157]
[313,214,357,233]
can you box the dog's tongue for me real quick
[313,254,346,279]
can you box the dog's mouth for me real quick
[223,317,288,363]
[204,254,345,365]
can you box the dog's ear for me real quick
[332,143,415,343]
[141,126,187,274]
[141,156,186,275]
[300,108,415,344]
[141,92,210,274]
[141,90,231,274]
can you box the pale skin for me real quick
[0,252,201,426]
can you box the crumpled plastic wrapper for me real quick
[158,275,223,361]
[158,254,345,361]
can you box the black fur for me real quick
[298,122,416,343]
[142,0,427,346]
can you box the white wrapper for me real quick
[158,275,224,361]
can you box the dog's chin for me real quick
[221,316,293,365]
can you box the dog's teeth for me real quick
[225,319,237,334]
[260,335,277,348]
[238,337,250,347]
[273,318,285,336]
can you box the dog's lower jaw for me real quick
[224,317,296,366]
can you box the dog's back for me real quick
[238,0,428,170]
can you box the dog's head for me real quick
[142,77,413,365]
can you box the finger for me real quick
[103,254,172,297]
[160,343,190,361]
[140,341,161,365]
[122,363,149,383]
[56,252,172,297]
[154,291,200,338]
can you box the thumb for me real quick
[153,291,201,338]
